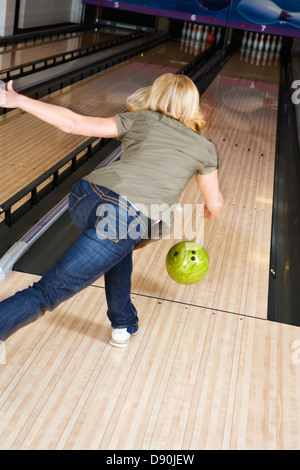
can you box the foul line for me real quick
[91,283,268,323]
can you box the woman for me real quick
[0,74,223,348]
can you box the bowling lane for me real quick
[123,47,280,321]
[0,38,197,211]
[0,28,131,72]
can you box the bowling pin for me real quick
[262,50,268,66]
[253,33,259,50]
[196,25,203,41]
[211,26,215,41]
[271,35,277,52]
[247,32,253,48]
[258,34,264,51]
[242,31,247,47]
[191,24,197,41]
[251,49,256,64]
[184,37,190,53]
[239,0,286,24]
[281,11,300,28]
[203,26,208,42]
[186,23,192,39]
[216,27,222,44]
[265,34,271,51]
[181,21,187,38]
[240,0,300,28]
[277,36,282,52]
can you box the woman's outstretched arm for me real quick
[0,80,118,138]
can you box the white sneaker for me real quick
[109,326,138,348]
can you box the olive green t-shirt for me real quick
[84,109,219,224]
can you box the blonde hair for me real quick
[126,73,206,134]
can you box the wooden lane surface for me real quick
[0,271,300,449]
[0,39,193,218]
[0,29,125,70]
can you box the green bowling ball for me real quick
[166,241,209,285]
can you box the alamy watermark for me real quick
[95,200,205,244]
[291,80,300,104]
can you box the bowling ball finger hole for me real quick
[166,242,209,284]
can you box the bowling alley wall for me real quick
[84,0,300,40]
[0,0,83,36]
[17,0,82,29]
[2,1,300,43]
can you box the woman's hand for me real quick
[0,80,19,109]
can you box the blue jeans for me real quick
[0,180,149,341]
